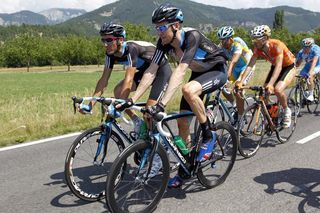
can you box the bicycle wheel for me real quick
[194,103,225,132]
[196,121,237,188]
[306,82,320,113]
[237,104,265,158]
[288,86,302,116]
[106,140,170,213]
[276,100,298,143]
[65,126,125,202]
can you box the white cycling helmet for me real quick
[301,38,314,47]
[217,26,234,39]
[251,25,271,38]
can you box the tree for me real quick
[273,10,284,30]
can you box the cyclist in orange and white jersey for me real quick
[236,25,297,128]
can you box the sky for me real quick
[0,0,319,13]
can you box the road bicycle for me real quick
[105,102,238,213]
[237,86,298,158]
[64,96,148,201]
[288,74,320,115]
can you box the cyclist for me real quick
[79,23,172,138]
[118,3,228,188]
[296,37,320,102]
[217,26,254,123]
[236,25,297,128]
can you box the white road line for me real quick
[0,132,81,152]
[296,131,320,144]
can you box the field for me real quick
[0,61,271,147]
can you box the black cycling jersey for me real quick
[152,28,227,72]
[104,41,166,69]
[103,40,172,101]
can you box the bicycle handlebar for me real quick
[72,96,171,137]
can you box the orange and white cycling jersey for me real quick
[253,39,295,67]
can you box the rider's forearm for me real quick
[296,59,302,68]
[240,56,256,84]
[268,63,282,86]
[91,68,111,106]
[161,64,188,106]
[118,79,133,99]
[309,56,319,75]
[91,78,108,106]
[240,66,252,84]
[229,53,241,78]
[227,62,235,78]
[131,64,158,103]
[118,67,136,99]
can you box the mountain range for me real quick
[1,0,320,34]
[0,8,86,26]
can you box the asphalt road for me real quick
[0,109,319,213]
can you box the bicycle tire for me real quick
[196,121,237,188]
[276,99,298,143]
[65,126,125,202]
[194,104,225,135]
[306,82,320,113]
[237,104,265,158]
[288,86,301,117]
[106,140,170,213]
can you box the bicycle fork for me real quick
[93,122,112,165]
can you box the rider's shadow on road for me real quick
[162,177,212,200]
[254,167,320,212]
[46,163,113,210]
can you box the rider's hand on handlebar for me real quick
[78,103,92,114]
[115,98,134,111]
[265,84,274,95]
[148,102,165,115]
[234,81,243,91]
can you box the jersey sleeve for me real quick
[232,42,243,55]
[180,31,201,64]
[127,45,139,68]
[312,46,320,58]
[296,50,303,62]
[151,39,167,65]
[104,55,115,69]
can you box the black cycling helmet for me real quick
[99,23,126,38]
[152,3,183,24]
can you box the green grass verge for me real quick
[0,61,272,147]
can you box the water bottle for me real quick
[267,104,278,119]
[138,121,148,140]
[173,136,189,155]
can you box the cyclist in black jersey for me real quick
[79,23,172,135]
[118,3,228,188]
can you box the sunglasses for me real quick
[101,37,117,45]
[155,23,175,33]
[221,38,230,43]
[251,37,265,43]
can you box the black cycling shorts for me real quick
[134,61,172,101]
[180,63,227,111]
[265,63,295,84]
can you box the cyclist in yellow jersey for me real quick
[236,25,297,128]
[217,26,254,122]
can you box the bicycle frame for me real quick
[158,111,195,177]
[93,118,135,165]
[72,96,145,165]
[247,87,284,134]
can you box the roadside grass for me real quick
[0,61,273,147]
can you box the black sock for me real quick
[200,120,212,142]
